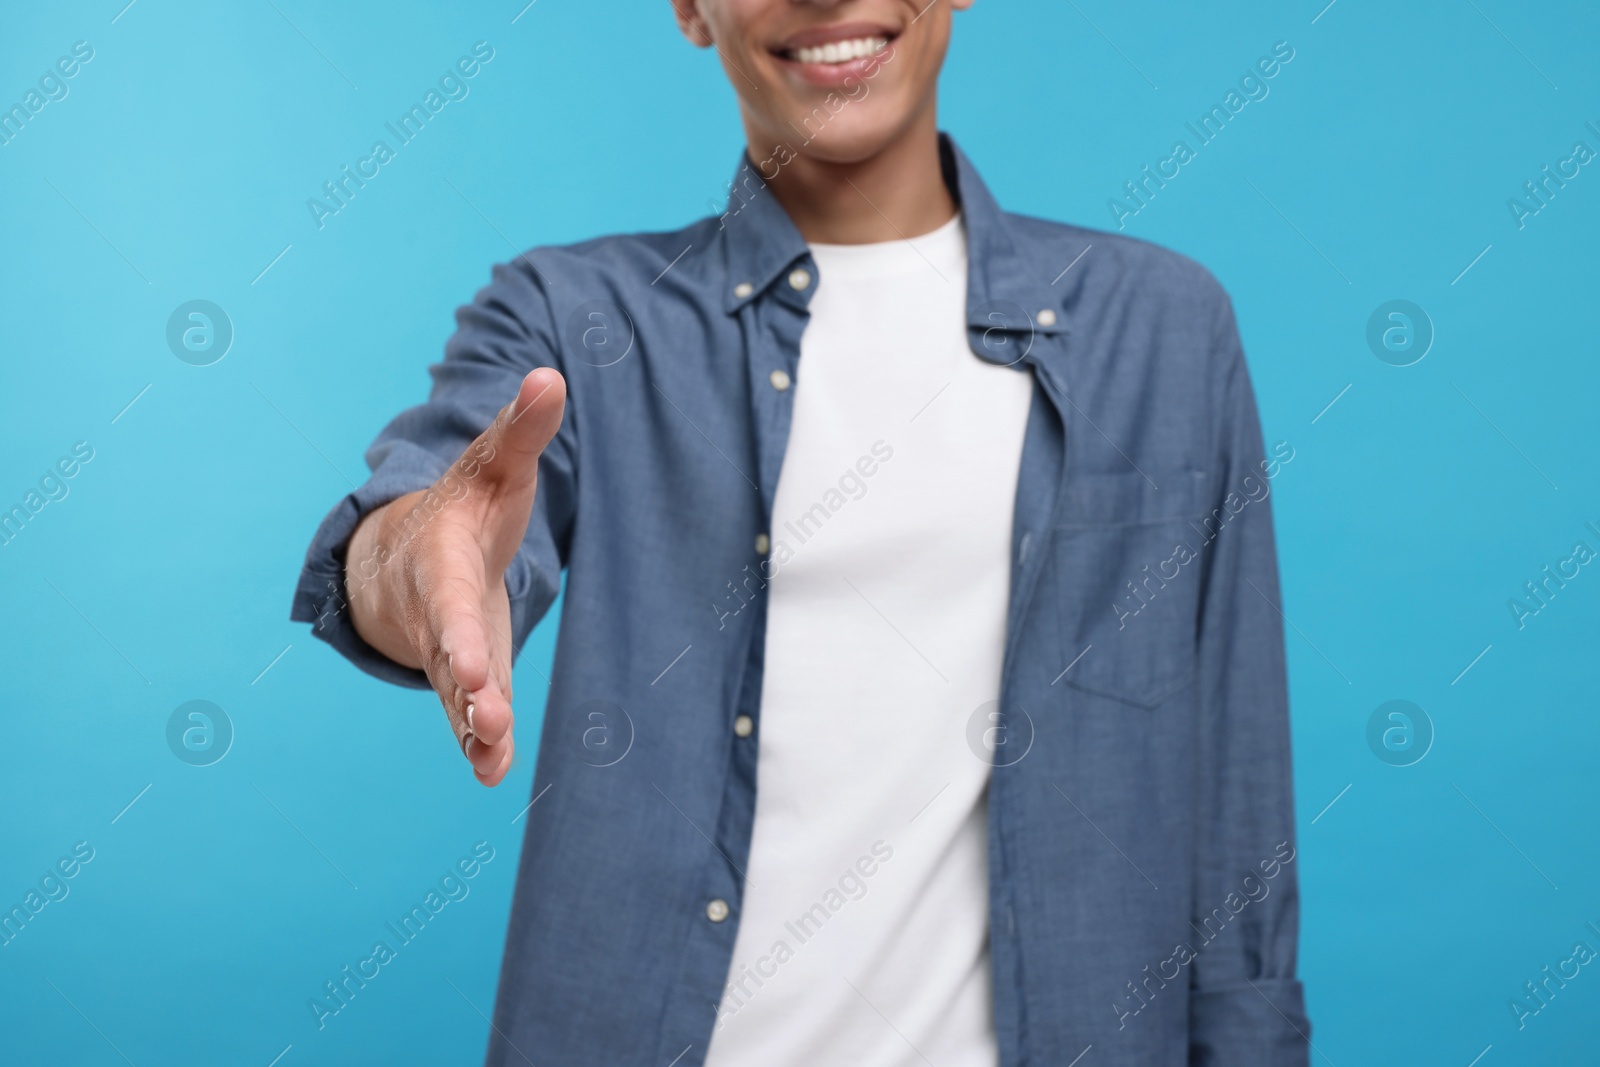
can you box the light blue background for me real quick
[2,1,1597,1064]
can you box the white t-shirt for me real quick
[703,213,1034,1066]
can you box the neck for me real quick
[747,106,956,245]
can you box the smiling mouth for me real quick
[779,36,893,65]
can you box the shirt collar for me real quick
[717,133,1070,360]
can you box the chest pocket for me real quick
[1051,469,1212,709]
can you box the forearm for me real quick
[345,490,429,670]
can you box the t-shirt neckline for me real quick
[805,211,965,281]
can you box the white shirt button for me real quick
[1037,308,1058,327]
[754,533,771,554]
[706,898,730,922]
[769,369,791,392]
[733,282,754,299]
[733,714,754,738]
[788,267,812,291]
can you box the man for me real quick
[290,1,1310,1064]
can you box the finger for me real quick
[432,590,493,700]
[440,574,515,749]
[501,366,567,462]
[465,721,511,777]
[460,595,515,781]
[429,668,509,777]
[479,367,567,495]
[463,677,514,751]
[411,554,492,740]
[473,736,515,787]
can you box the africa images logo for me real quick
[1107,41,1296,230]
[306,42,495,230]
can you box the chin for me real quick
[776,111,910,165]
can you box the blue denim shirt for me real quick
[291,134,1308,1067]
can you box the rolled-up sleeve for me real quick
[1187,295,1310,1065]
[288,255,577,689]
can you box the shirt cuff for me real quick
[1189,978,1310,1066]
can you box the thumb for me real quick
[467,367,565,574]
[478,367,567,494]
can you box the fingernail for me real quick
[466,702,476,732]
[462,730,474,756]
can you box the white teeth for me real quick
[791,37,888,65]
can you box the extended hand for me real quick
[345,368,567,786]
